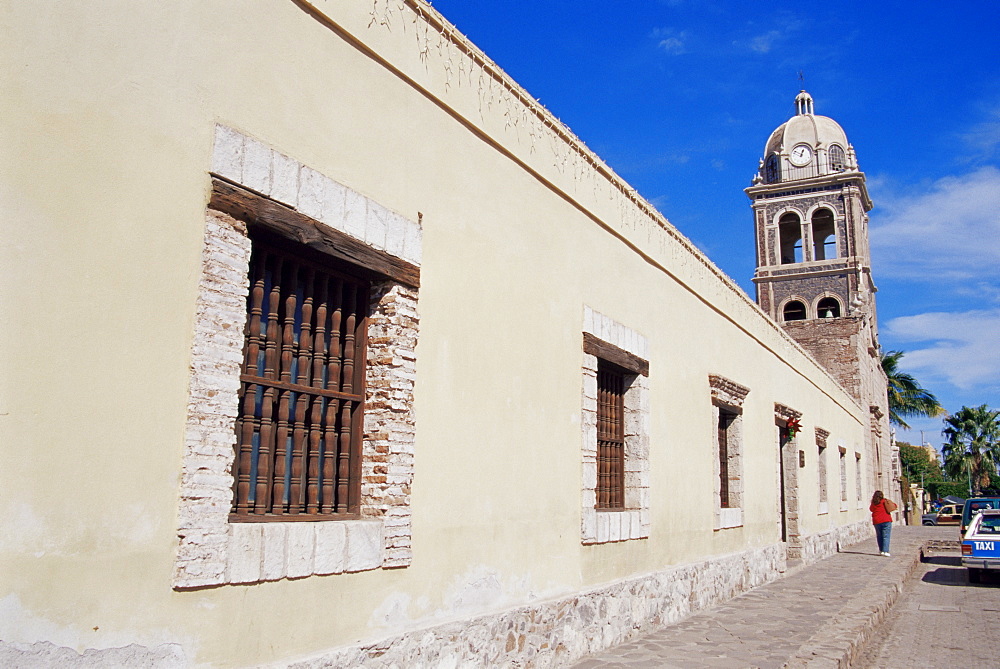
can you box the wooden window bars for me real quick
[597,361,626,510]
[231,234,369,520]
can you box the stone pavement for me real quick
[854,547,1000,668]
[571,525,955,669]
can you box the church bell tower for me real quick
[746,90,892,486]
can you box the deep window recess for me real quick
[597,360,626,510]
[811,209,837,260]
[718,409,737,508]
[817,297,841,318]
[839,447,848,502]
[779,213,803,264]
[232,233,369,520]
[783,300,807,321]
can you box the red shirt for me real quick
[870,500,892,524]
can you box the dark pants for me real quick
[874,521,892,553]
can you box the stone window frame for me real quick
[813,293,843,319]
[815,428,829,515]
[581,307,649,545]
[855,452,863,507]
[173,125,421,589]
[775,403,803,558]
[710,375,750,530]
[777,209,804,265]
[780,296,809,322]
[838,445,848,511]
[806,204,839,262]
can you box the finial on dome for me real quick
[795,90,814,116]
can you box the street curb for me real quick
[781,541,930,668]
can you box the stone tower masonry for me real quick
[746,90,894,494]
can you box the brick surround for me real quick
[581,307,650,544]
[173,126,420,588]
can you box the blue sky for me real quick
[429,0,1000,449]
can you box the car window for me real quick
[979,517,1000,533]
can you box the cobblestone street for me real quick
[855,550,1000,668]
[571,526,961,668]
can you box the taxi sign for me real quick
[963,539,1000,558]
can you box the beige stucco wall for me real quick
[1,1,879,665]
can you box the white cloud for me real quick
[749,30,782,53]
[883,309,1000,391]
[658,37,686,54]
[653,28,688,55]
[870,166,1000,284]
[960,104,1000,160]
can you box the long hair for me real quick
[871,490,884,506]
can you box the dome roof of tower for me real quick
[763,91,850,157]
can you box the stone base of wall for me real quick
[799,519,873,565]
[283,543,787,668]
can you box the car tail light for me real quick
[962,544,972,555]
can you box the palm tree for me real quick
[880,350,944,429]
[942,405,1000,496]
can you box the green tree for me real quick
[897,441,942,486]
[942,404,1000,496]
[926,480,969,500]
[880,350,944,429]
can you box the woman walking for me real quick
[870,490,897,556]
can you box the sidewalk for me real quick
[571,525,956,669]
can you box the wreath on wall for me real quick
[785,417,802,438]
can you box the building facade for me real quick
[1,2,892,666]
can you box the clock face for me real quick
[789,144,813,167]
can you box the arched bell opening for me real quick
[782,300,807,322]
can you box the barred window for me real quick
[718,409,737,508]
[596,360,626,510]
[232,233,369,520]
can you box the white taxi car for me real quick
[961,508,1000,584]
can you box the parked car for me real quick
[922,503,962,525]
[960,497,1000,538]
[961,508,1000,583]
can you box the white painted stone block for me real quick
[242,137,273,194]
[345,521,383,572]
[582,462,597,489]
[286,523,317,578]
[364,199,389,251]
[261,524,288,581]
[227,524,263,584]
[298,168,345,230]
[581,508,596,542]
[582,305,594,334]
[384,210,407,258]
[343,187,368,240]
[596,512,610,543]
[608,511,622,541]
[270,151,300,206]
[313,521,347,574]
[211,125,244,181]
[719,507,743,529]
[402,219,422,265]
